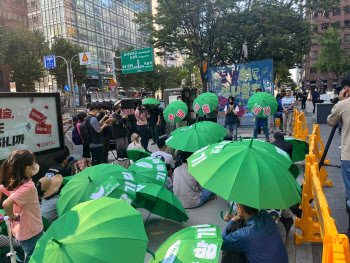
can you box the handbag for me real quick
[73,158,92,174]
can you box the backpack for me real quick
[79,115,93,145]
[72,126,82,145]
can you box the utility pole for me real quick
[69,54,79,116]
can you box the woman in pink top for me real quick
[0,150,43,263]
[135,104,149,151]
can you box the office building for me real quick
[303,3,350,91]
[27,0,151,91]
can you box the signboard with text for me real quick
[0,93,64,161]
[121,48,154,74]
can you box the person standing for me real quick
[87,103,109,166]
[327,75,350,236]
[281,89,295,136]
[148,104,162,145]
[312,88,320,113]
[135,104,149,151]
[97,103,112,163]
[253,88,270,142]
[224,96,239,136]
[111,105,128,150]
[76,112,90,158]
[301,90,308,110]
[0,150,43,263]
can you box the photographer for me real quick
[135,103,149,151]
[327,75,350,235]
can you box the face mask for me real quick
[32,163,40,176]
[96,112,100,117]
[229,102,234,105]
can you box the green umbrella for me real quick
[57,164,136,216]
[127,149,151,162]
[142,98,160,105]
[128,157,167,186]
[164,101,188,124]
[30,198,149,263]
[166,123,225,152]
[247,92,278,118]
[149,224,222,263]
[62,175,74,186]
[285,138,309,162]
[135,183,188,223]
[193,92,219,115]
[187,139,301,209]
[171,121,227,141]
[289,163,300,179]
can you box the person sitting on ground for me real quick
[45,148,72,178]
[112,147,133,169]
[270,132,293,159]
[173,151,215,209]
[127,133,144,150]
[151,138,175,169]
[35,174,63,224]
[222,204,288,263]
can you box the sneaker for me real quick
[266,138,270,142]
[208,194,216,202]
[151,142,157,145]
[283,132,286,135]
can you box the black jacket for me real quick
[112,113,127,139]
[271,140,293,159]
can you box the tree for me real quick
[49,37,88,91]
[0,27,49,92]
[134,0,325,90]
[312,27,350,85]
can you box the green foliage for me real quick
[312,27,350,83]
[135,0,315,89]
[0,27,49,92]
[48,37,88,91]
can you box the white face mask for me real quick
[31,163,40,176]
[96,112,100,117]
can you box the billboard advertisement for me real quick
[208,59,274,125]
[0,93,64,161]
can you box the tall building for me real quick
[0,0,29,91]
[303,3,350,91]
[27,0,150,91]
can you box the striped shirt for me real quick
[282,96,295,113]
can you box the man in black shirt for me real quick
[97,102,111,163]
[148,104,162,145]
[301,90,308,109]
[271,132,293,159]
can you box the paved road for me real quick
[64,99,343,263]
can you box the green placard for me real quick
[121,47,154,74]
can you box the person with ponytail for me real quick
[0,150,43,263]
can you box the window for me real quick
[333,9,341,16]
[322,11,329,18]
[321,23,329,30]
[345,34,350,43]
[311,51,318,59]
[345,6,350,14]
[312,12,318,18]
[345,20,350,28]
[332,21,341,29]
[310,68,317,74]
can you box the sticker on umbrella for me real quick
[202,104,211,114]
[168,114,175,123]
[136,162,153,168]
[154,224,222,263]
[194,103,200,113]
[176,110,186,119]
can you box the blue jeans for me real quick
[19,231,43,263]
[253,117,269,139]
[226,123,238,134]
[195,189,215,208]
[90,146,103,166]
[149,124,159,144]
[342,161,350,202]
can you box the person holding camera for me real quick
[327,75,350,235]
[135,104,149,151]
[224,96,239,136]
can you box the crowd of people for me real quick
[0,78,347,263]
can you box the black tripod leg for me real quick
[319,125,338,170]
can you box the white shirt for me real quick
[127,141,144,150]
[151,151,175,168]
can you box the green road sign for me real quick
[121,48,154,74]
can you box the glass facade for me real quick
[40,0,150,77]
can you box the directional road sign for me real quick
[44,55,56,68]
[64,85,70,92]
[121,48,153,74]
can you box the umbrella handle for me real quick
[220,203,234,221]
[146,248,155,259]
[0,216,20,222]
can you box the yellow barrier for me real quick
[295,120,348,262]
[293,112,309,142]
